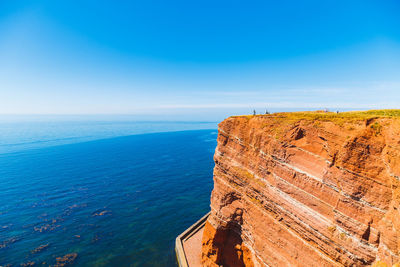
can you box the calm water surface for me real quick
[0,120,217,266]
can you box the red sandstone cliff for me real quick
[202,110,400,267]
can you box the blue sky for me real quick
[0,1,400,120]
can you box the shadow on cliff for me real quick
[212,221,247,267]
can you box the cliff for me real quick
[201,110,400,267]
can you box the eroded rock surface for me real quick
[202,111,400,267]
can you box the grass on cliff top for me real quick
[232,109,400,123]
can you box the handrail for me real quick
[175,212,210,267]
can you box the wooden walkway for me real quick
[175,212,210,267]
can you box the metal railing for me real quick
[175,212,210,267]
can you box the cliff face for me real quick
[202,111,400,267]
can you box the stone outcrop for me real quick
[202,110,400,267]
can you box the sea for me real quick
[0,118,218,266]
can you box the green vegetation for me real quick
[339,232,348,241]
[327,225,337,234]
[370,122,382,135]
[232,166,266,187]
[233,166,255,180]
[232,109,400,123]
[249,196,262,205]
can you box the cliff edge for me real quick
[202,110,400,267]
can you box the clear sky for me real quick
[1,1,400,120]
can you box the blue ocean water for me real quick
[0,120,217,266]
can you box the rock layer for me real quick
[202,111,400,267]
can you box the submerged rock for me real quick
[0,236,21,249]
[31,243,49,254]
[52,253,77,267]
[34,224,60,233]
[92,210,111,217]
[20,262,35,266]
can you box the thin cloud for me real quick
[158,102,399,110]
